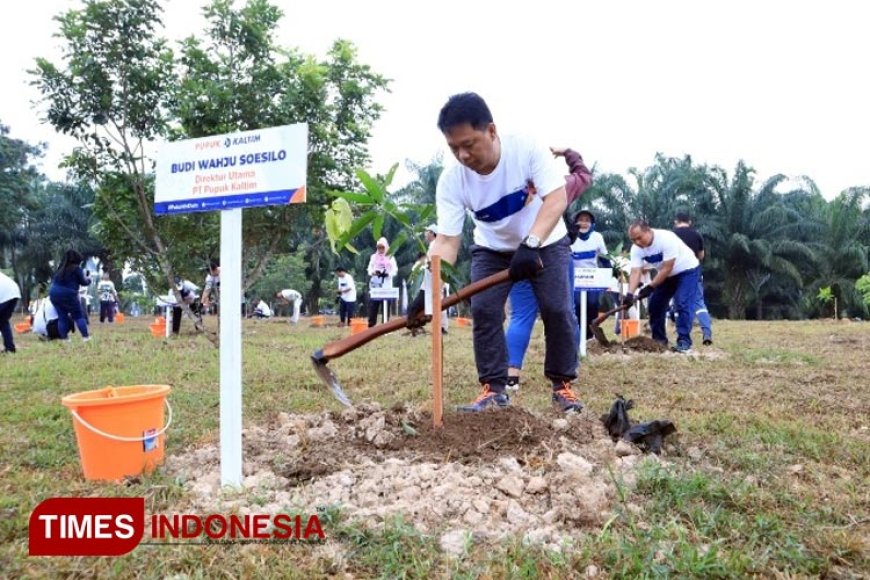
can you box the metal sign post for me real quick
[155,123,308,487]
[431,257,443,428]
[574,267,615,357]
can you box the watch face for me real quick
[526,235,541,248]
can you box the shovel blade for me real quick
[310,353,352,407]
[591,323,611,347]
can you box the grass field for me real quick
[1,315,868,578]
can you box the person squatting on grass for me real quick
[276,289,303,324]
[366,237,398,327]
[48,249,92,342]
[0,271,22,353]
[30,297,71,341]
[97,272,120,323]
[407,91,582,413]
[504,148,595,390]
[335,267,357,326]
[624,220,701,352]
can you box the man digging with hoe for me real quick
[408,92,582,413]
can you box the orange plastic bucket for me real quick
[14,321,31,333]
[149,324,166,338]
[61,385,172,482]
[310,315,325,327]
[350,318,367,335]
[622,319,640,339]
[455,317,472,327]
[115,312,125,324]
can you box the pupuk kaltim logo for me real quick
[29,497,326,556]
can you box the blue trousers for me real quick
[693,277,713,339]
[648,267,701,349]
[339,299,356,324]
[506,265,583,369]
[0,298,18,352]
[49,289,90,339]
[487,239,577,384]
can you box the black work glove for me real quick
[406,290,429,329]
[621,293,635,308]
[637,284,654,300]
[509,244,543,282]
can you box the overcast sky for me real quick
[3,0,868,200]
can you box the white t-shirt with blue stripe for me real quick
[436,133,568,252]
[630,229,699,276]
[570,231,608,269]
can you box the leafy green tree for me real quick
[30,0,186,294]
[856,273,870,308]
[174,0,390,309]
[804,187,870,318]
[0,123,43,295]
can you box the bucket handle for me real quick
[70,399,173,442]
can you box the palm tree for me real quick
[804,187,870,318]
[702,163,815,319]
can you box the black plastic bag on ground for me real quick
[624,420,677,455]
[600,395,678,454]
[600,395,634,441]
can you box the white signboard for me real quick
[370,287,400,300]
[574,267,614,291]
[155,124,308,214]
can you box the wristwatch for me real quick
[523,234,542,249]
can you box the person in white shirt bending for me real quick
[276,289,303,324]
[624,219,701,353]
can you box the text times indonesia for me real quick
[29,498,325,556]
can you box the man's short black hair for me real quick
[674,211,692,224]
[335,266,346,273]
[437,92,493,133]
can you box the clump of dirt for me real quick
[587,335,669,355]
[164,403,668,554]
[391,406,597,462]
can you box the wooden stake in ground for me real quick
[431,256,443,428]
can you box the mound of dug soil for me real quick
[165,403,665,553]
[587,335,669,355]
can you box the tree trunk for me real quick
[725,275,748,319]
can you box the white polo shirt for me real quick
[630,229,699,276]
[436,133,567,251]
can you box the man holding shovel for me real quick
[624,220,701,352]
[408,92,581,413]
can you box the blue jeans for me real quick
[1,298,18,352]
[693,277,713,340]
[647,267,701,349]
[475,238,578,388]
[506,281,537,369]
[49,288,90,339]
[339,299,356,324]
[506,261,581,369]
